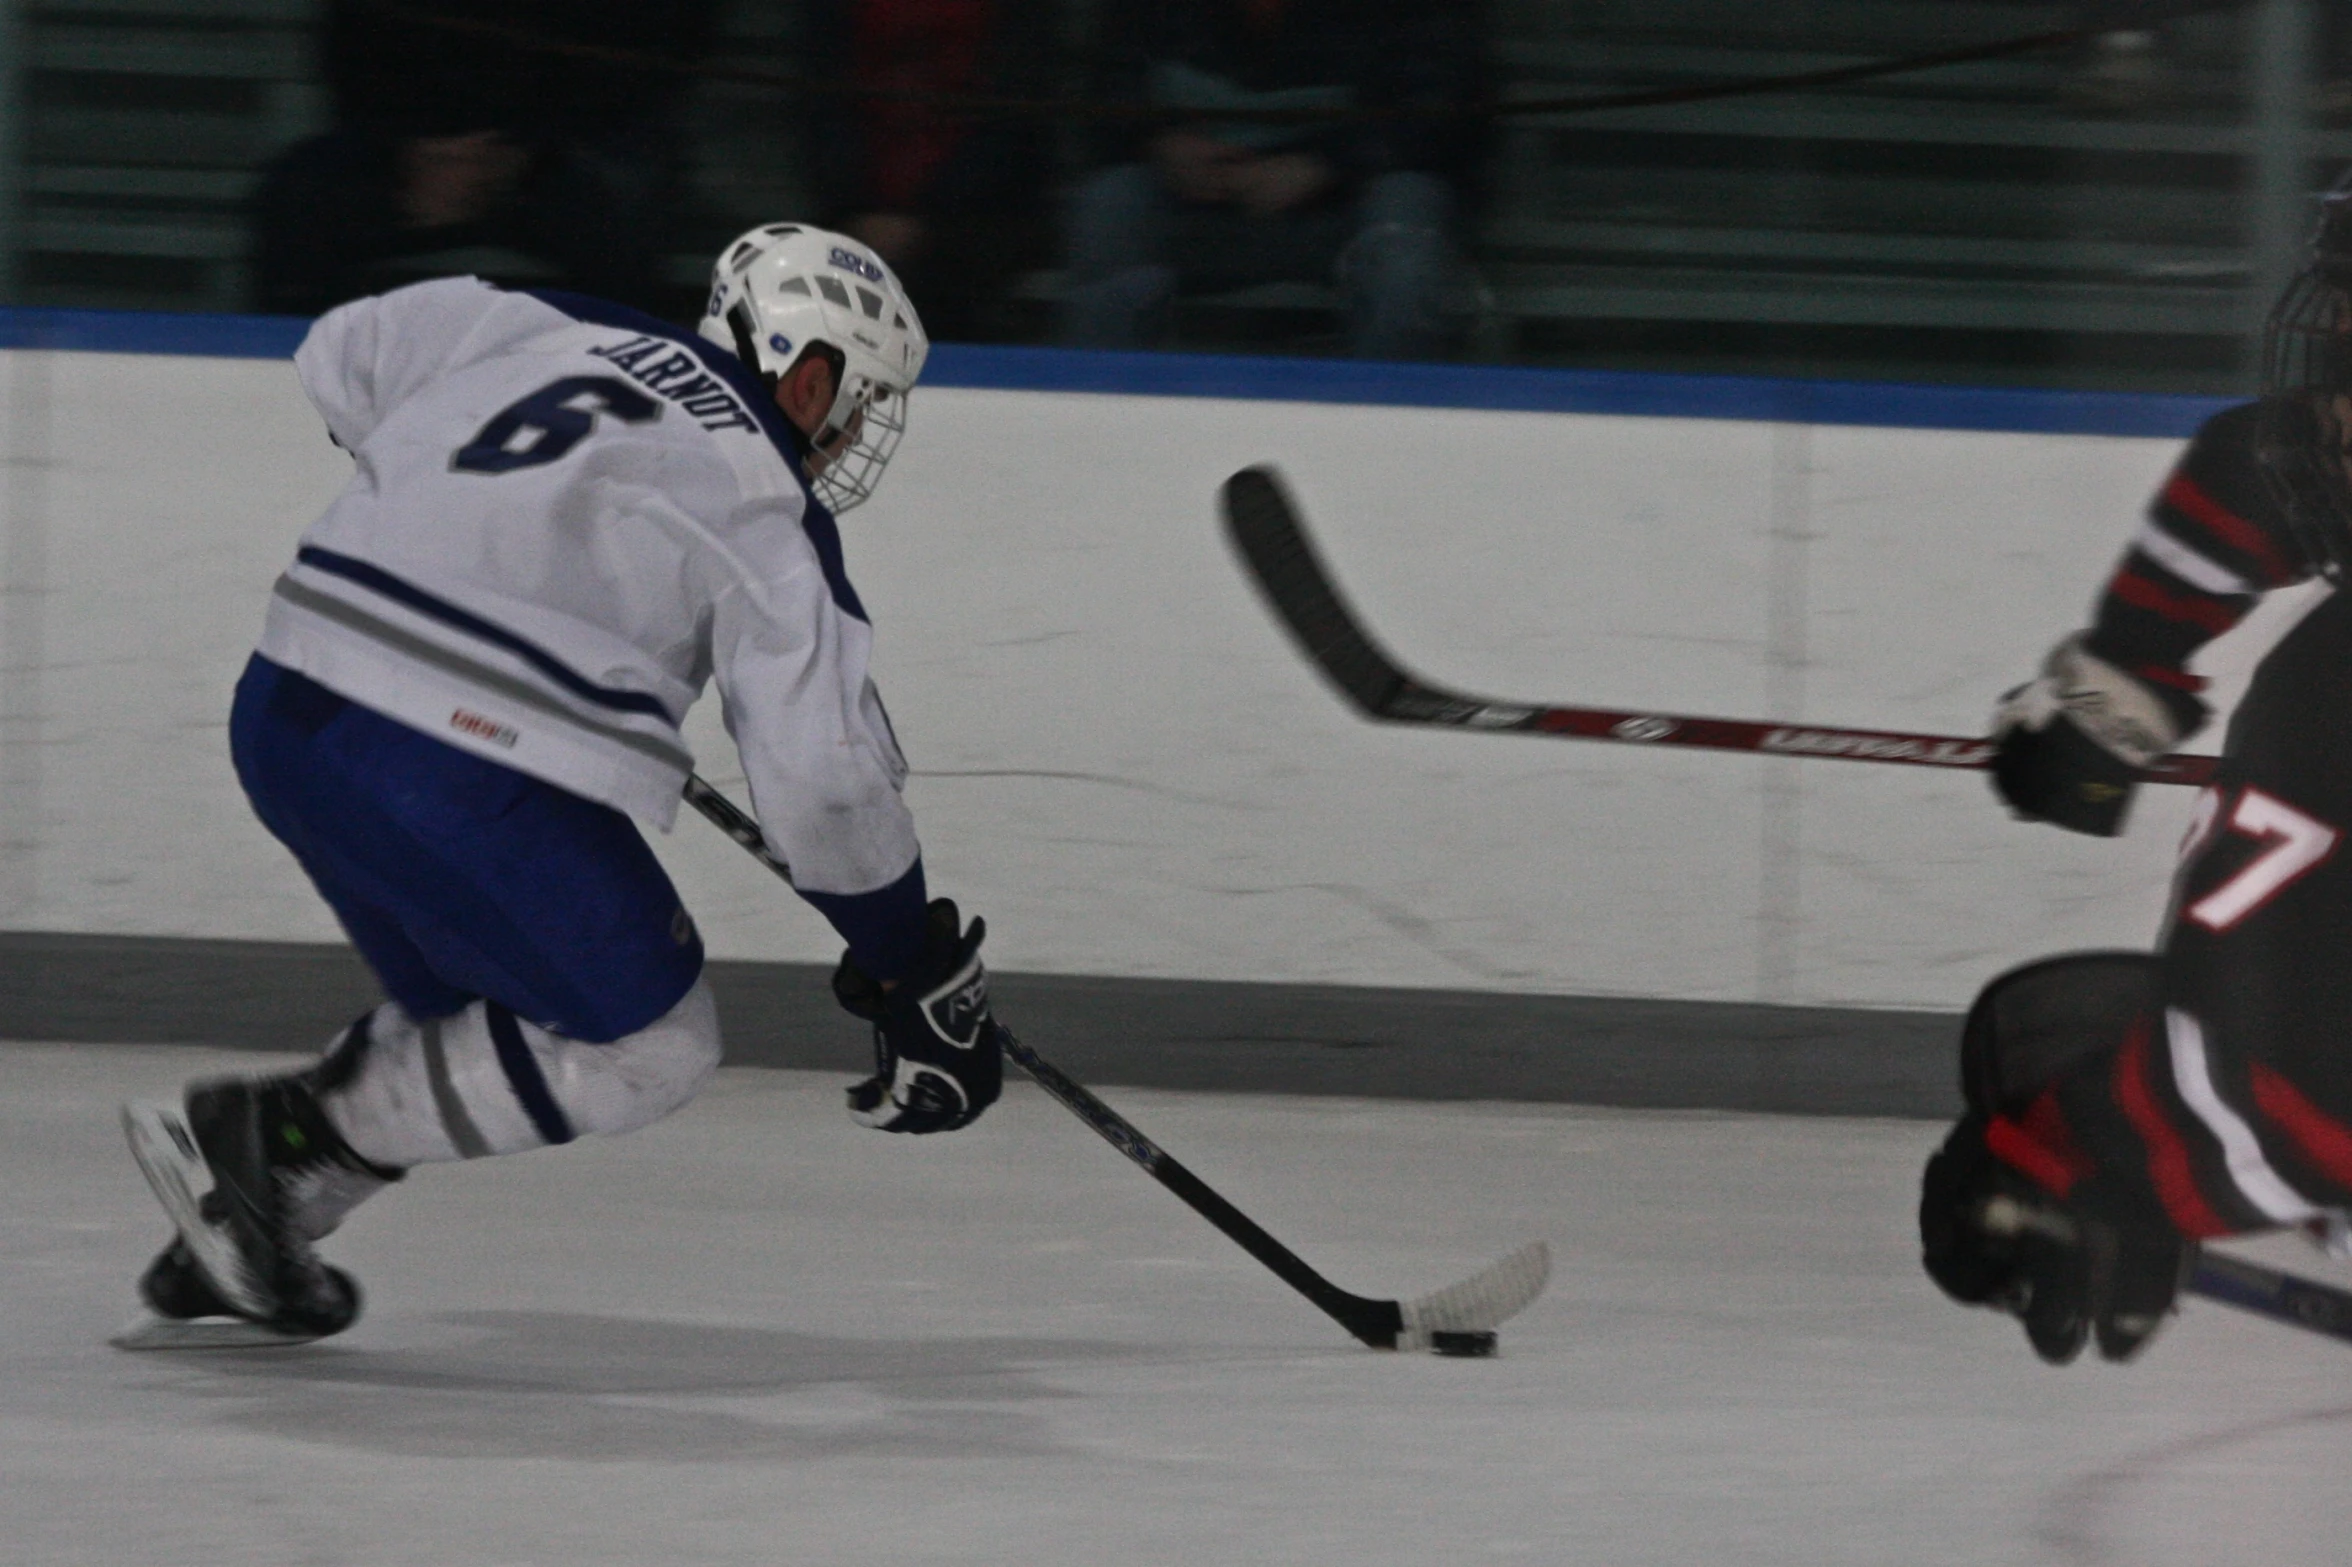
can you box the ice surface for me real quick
[6,1041,2349,1567]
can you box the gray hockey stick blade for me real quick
[1394,1240,1552,1350]
[120,1103,272,1320]
[110,1316,324,1351]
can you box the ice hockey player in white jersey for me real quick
[119,224,1006,1344]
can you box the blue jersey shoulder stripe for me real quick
[522,289,871,626]
[294,546,680,725]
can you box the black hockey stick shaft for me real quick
[678,773,1406,1347]
[2190,1248,2352,1348]
[986,1031,1403,1347]
[1220,466,2218,790]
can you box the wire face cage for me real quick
[806,382,907,515]
[2258,268,2352,583]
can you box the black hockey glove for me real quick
[833,899,1003,1135]
[1919,1113,2191,1365]
[1989,636,2205,836]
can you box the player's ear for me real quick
[774,345,842,439]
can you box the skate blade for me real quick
[110,1314,322,1351]
[119,1102,273,1320]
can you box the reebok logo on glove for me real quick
[924,966,989,1047]
[839,899,1005,1134]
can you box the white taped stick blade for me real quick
[1394,1240,1550,1351]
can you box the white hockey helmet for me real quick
[698,223,929,513]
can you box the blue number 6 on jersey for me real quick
[451,376,662,475]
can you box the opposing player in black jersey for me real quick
[1920,186,2352,1364]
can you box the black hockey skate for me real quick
[118,1073,386,1349]
[140,1234,235,1320]
[183,1074,378,1334]
[111,1231,363,1350]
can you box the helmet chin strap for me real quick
[815,377,865,451]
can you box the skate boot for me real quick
[180,1072,397,1338]
[136,1227,365,1324]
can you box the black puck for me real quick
[1429,1329,1498,1358]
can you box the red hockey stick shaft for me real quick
[1219,466,2220,790]
[1492,701,2218,788]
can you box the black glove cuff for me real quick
[831,952,886,1021]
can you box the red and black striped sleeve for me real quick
[2082,401,2312,701]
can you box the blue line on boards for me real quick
[0,304,2232,440]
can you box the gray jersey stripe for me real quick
[273,575,694,772]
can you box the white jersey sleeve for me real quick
[293,278,550,454]
[258,280,921,904]
[709,522,917,896]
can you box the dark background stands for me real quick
[1058,0,1484,360]
[252,0,721,319]
[801,0,1062,344]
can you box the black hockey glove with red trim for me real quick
[1920,1112,2191,1365]
[1990,636,2205,836]
[833,899,1003,1134]
[1920,955,2191,1364]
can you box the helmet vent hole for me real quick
[776,275,812,296]
[816,277,853,308]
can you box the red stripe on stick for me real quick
[1513,703,2218,785]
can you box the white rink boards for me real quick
[6,1041,2349,1567]
[0,344,2303,1012]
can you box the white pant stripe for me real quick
[2165,1009,2320,1223]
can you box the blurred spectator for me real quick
[253,0,719,317]
[2066,0,2352,118]
[802,0,1061,344]
[1058,0,1481,360]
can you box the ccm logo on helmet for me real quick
[828,246,884,283]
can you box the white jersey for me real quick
[260,277,918,900]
